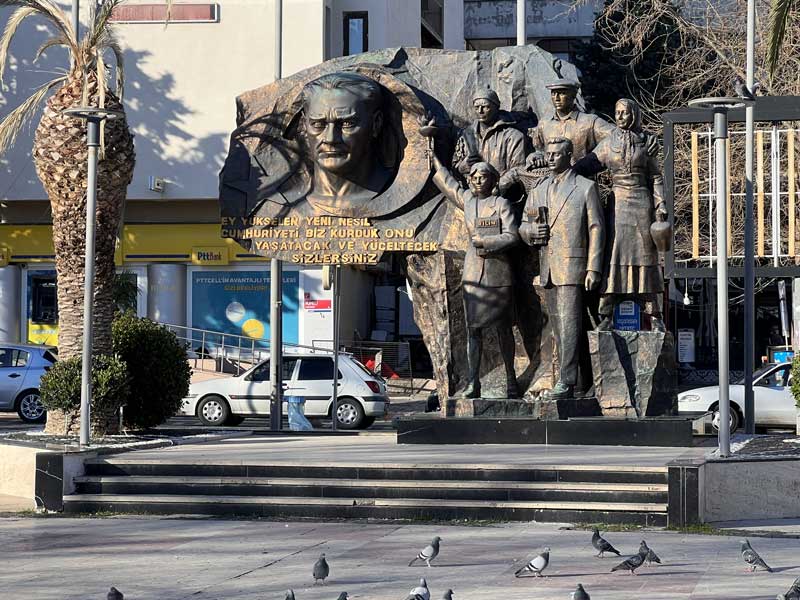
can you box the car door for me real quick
[0,348,28,409]
[238,357,297,415]
[754,365,793,425]
[292,357,342,416]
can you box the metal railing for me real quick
[162,323,331,376]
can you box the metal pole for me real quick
[714,108,731,457]
[268,0,284,432]
[72,0,79,39]
[79,117,100,447]
[516,0,526,46]
[269,259,283,431]
[331,266,341,431]
[743,0,755,434]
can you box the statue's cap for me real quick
[472,86,500,107]
[545,79,580,91]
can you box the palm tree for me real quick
[0,0,166,433]
[766,0,798,76]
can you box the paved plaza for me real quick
[1,516,798,600]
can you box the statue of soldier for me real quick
[528,76,615,168]
[423,119,521,399]
[519,138,605,400]
[452,86,527,180]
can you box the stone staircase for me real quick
[64,459,669,526]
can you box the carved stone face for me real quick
[546,143,572,173]
[615,102,634,130]
[304,87,382,176]
[473,98,499,124]
[550,88,577,114]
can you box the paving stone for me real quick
[1,517,798,599]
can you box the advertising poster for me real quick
[26,269,59,346]
[191,270,299,347]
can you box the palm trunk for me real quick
[36,74,135,436]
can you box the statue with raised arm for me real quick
[579,99,667,331]
[422,119,521,399]
[519,138,605,400]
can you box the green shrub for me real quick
[791,355,800,409]
[40,355,130,414]
[112,312,191,429]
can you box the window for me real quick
[247,358,297,382]
[343,12,368,56]
[13,351,29,368]
[31,275,58,324]
[297,357,342,380]
[0,349,28,368]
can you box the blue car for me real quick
[0,343,57,423]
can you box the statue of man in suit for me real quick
[520,138,605,400]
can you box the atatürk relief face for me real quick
[300,72,390,215]
[304,87,382,175]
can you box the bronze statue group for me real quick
[421,75,669,402]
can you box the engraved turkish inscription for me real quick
[222,216,438,265]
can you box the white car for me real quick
[678,362,797,433]
[181,351,389,429]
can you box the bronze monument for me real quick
[520,138,604,400]
[580,99,667,332]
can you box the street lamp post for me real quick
[743,0,756,434]
[688,97,753,457]
[63,106,124,447]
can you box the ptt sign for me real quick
[191,247,229,265]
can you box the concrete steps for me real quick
[64,459,670,526]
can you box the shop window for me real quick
[344,12,368,55]
[31,276,58,324]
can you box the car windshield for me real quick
[734,364,788,384]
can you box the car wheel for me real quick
[197,395,230,426]
[711,403,741,434]
[224,415,245,426]
[334,397,365,430]
[16,390,46,424]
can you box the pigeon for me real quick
[741,539,772,572]
[571,583,590,600]
[409,536,441,567]
[335,594,349,600]
[778,575,800,600]
[611,549,648,575]
[107,589,124,600]
[515,547,550,577]
[441,590,454,600]
[639,540,662,565]
[313,553,330,584]
[409,577,430,600]
[285,592,296,600]
[591,528,621,558]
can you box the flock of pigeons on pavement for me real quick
[100,530,800,599]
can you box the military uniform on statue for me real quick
[423,119,521,399]
[520,138,604,400]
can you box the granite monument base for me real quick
[396,415,694,446]
[588,330,677,418]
